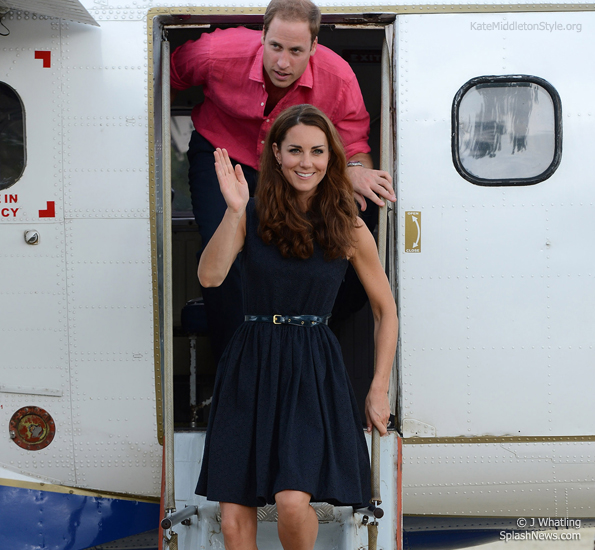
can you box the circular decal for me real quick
[9,407,56,451]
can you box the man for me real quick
[171,0,395,362]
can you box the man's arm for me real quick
[346,152,395,211]
[170,34,211,91]
[330,70,396,211]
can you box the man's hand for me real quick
[347,153,395,211]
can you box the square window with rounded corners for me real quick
[452,75,562,186]
[0,82,26,190]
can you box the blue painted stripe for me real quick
[0,483,160,550]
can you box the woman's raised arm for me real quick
[349,219,398,436]
[198,148,250,287]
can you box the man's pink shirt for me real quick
[170,27,371,170]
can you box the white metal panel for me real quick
[63,20,147,118]
[0,465,46,482]
[0,0,98,26]
[51,16,161,495]
[0,17,76,486]
[403,442,595,517]
[75,0,595,14]
[62,21,150,218]
[0,388,76,485]
[65,218,159,495]
[396,12,595,438]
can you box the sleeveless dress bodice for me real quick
[241,201,348,317]
[196,199,371,507]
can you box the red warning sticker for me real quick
[39,201,55,218]
[34,50,51,68]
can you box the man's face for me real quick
[261,17,317,89]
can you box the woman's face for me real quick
[272,123,330,207]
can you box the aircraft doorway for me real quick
[153,14,397,430]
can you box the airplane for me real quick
[1,0,594,549]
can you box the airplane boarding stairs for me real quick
[161,431,402,550]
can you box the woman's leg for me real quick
[220,502,258,550]
[275,490,318,550]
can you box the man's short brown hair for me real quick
[263,0,321,43]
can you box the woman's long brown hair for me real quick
[255,104,358,260]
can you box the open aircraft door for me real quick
[381,20,403,550]
[0,1,78,487]
[152,11,403,549]
[395,10,595,510]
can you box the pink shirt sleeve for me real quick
[333,74,371,160]
[170,34,212,91]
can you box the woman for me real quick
[196,104,397,550]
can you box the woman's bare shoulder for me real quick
[347,216,373,259]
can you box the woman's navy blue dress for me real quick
[196,199,371,507]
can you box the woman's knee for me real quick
[220,503,257,544]
[220,514,241,540]
[275,490,312,524]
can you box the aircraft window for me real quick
[452,75,562,186]
[0,82,26,190]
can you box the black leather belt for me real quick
[244,314,330,327]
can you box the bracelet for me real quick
[347,161,364,168]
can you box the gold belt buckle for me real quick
[273,314,282,325]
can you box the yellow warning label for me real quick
[405,211,421,253]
